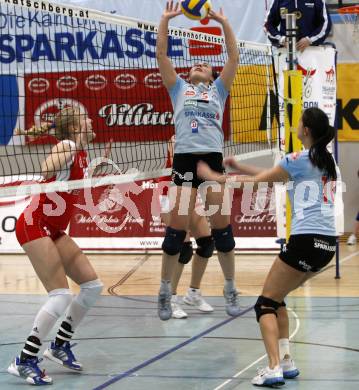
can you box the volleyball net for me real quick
[0,0,280,198]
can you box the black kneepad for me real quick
[196,236,215,258]
[162,227,187,256]
[254,295,281,322]
[212,225,235,253]
[280,301,286,307]
[178,241,193,264]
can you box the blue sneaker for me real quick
[252,366,285,387]
[281,358,300,379]
[7,356,53,385]
[43,342,82,371]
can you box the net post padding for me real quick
[338,6,359,43]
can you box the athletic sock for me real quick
[279,338,290,360]
[224,279,235,292]
[20,336,41,362]
[55,321,74,347]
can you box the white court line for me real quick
[213,308,300,390]
[213,250,359,390]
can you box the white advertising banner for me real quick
[0,194,31,252]
[276,46,337,137]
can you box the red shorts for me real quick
[16,212,65,246]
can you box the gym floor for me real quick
[1,244,359,389]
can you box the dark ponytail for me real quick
[302,107,337,180]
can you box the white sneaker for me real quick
[347,234,357,245]
[280,357,299,379]
[171,295,188,319]
[251,366,285,387]
[183,288,214,312]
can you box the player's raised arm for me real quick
[156,1,182,90]
[209,8,239,91]
[41,141,76,180]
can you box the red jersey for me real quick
[25,142,88,230]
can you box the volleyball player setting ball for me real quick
[8,108,108,386]
[159,135,214,318]
[156,1,240,320]
[198,107,337,387]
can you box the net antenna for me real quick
[338,5,359,43]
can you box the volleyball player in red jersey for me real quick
[8,108,105,386]
[158,136,214,319]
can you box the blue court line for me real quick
[93,305,254,390]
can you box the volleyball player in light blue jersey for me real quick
[156,2,240,321]
[198,107,337,387]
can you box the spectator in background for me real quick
[347,170,359,245]
[264,0,332,52]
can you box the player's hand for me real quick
[162,1,182,20]
[296,37,311,52]
[197,161,226,183]
[208,8,228,24]
[223,156,237,169]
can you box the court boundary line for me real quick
[92,305,254,390]
[212,250,359,390]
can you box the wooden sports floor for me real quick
[1,244,359,389]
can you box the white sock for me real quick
[224,279,235,292]
[279,338,290,359]
[30,288,72,340]
[160,280,171,292]
[22,289,72,359]
[29,308,58,341]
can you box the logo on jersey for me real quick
[184,87,196,97]
[185,111,217,119]
[191,119,198,133]
[184,100,198,107]
[200,92,209,101]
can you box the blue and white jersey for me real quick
[279,150,336,236]
[168,76,228,154]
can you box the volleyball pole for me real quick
[284,14,303,241]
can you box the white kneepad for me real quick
[44,288,73,319]
[76,279,103,309]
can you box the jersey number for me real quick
[322,176,336,203]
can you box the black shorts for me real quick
[279,234,336,273]
[172,153,224,189]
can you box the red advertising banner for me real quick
[68,179,276,248]
[24,69,230,143]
